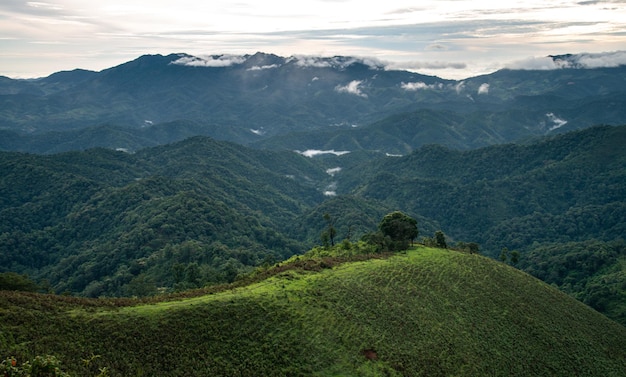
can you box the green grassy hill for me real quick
[2,247,625,376]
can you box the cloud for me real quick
[477,83,489,95]
[506,56,557,70]
[454,81,465,94]
[335,80,367,97]
[250,128,265,135]
[323,182,338,196]
[296,149,351,157]
[291,56,331,68]
[171,54,247,67]
[546,113,568,131]
[388,60,467,71]
[506,51,626,70]
[401,81,442,90]
[246,64,280,71]
[326,167,342,176]
[290,55,383,70]
[568,51,626,68]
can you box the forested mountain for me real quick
[1,125,625,327]
[1,52,625,330]
[336,125,625,248]
[1,52,626,154]
[0,138,329,296]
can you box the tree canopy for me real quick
[378,211,418,251]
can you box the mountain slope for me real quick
[337,125,626,253]
[1,248,625,376]
[0,137,329,296]
[1,53,626,154]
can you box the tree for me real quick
[510,250,520,265]
[499,247,509,262]
[378,211,418,251]
[322,213,337,247]
[434,231,447,249]
[0,272,39,292]
[467,242,480,255]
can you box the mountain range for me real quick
[1,123,624,326]
[2,52,626,154]
[1,52,626,373]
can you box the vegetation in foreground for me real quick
[2,246,625,376]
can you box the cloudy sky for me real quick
[1,0,626,79]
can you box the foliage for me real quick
[0,139,324,297]
[1,124,625,324]
[341,125,626,256]
[520,239,626,325]
[0,355,70,377]
[1,248,626,376]
[0,273,39,292]
[378,211,418,251]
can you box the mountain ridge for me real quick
[1,52,626,154]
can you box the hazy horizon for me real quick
[1,1,626,80]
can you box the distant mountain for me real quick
[1,52,626,153]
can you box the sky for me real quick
[1,0,626,80]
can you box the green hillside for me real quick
[1,126,625,324]
[2,247,625,376]
[0,138,327,296]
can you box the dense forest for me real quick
[0,125,625,326]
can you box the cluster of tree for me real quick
[0,139,327,297]
[359,211,418,252]
[1,125,625,328]
[0,272,39,292]
[338,125,626,258]
[518,239,626,325]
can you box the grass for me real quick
[2,246,626,376]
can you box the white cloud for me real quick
[250,128,265,135]
[291,55,383,71]
[546,112,568,131]
[335,80,367,97]
[292,56,331,68]
[296,149,351,157]
[455,81,465,94]
[389,60,467,71]
[477,83,489,94]
[566,51,626,68]
[401,81,438,90]
[506,56,560,70]
[247,64,280,71]
[326,167,342,176]
[506,51,626,71]
[323,182,338,196]
[2,1,626,79]
[171,54,247,67]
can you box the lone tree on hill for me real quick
[434,230,447,249]
[379,211,418,251]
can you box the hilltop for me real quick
[2,247,625,376]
